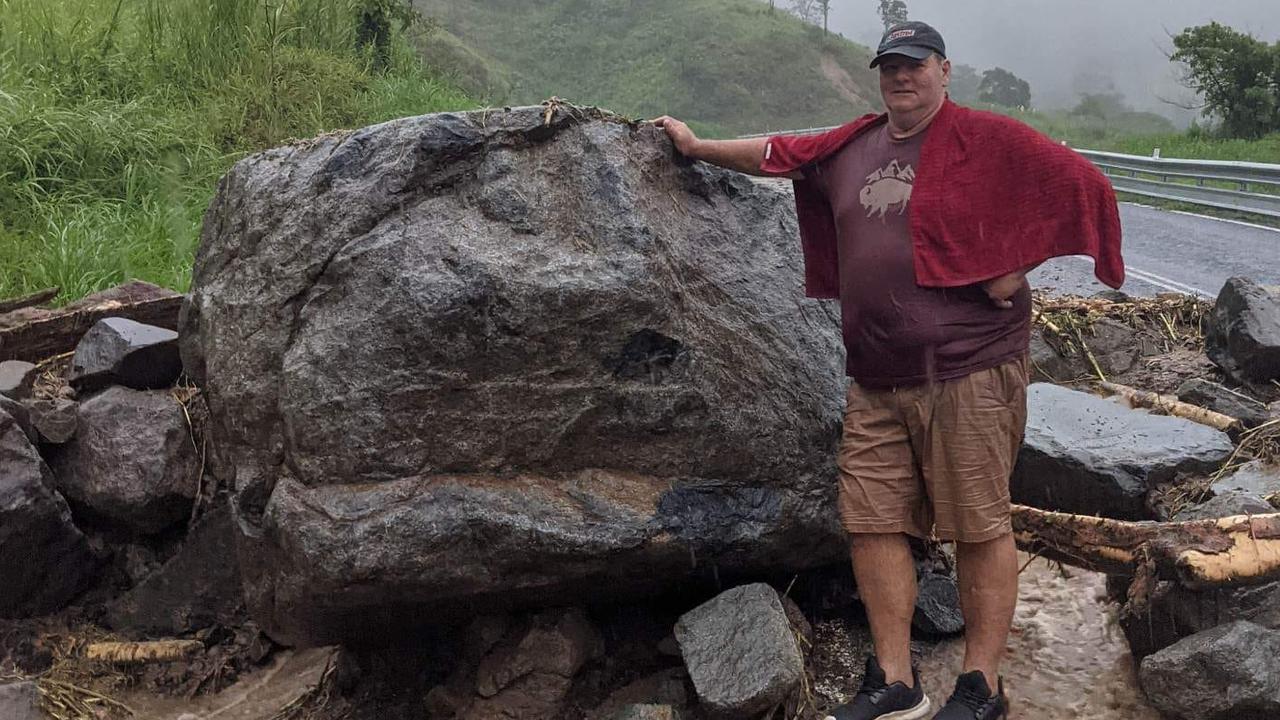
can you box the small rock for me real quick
[0,361,37,400]
[0,681,41,720]
[49,386,199,534]
[674,583,803,717]
[913,572,964,636]
[779,594,814,653]
[591,668,689,720]
[0,406,98,616]
[656,635,681,657]
[1139,620,1280,720]
[25,398,78,444]
[1028,331,1077,383]
[1175,378,1271,428]
[609,705,683,720]
[1013,384,1235,519]
[70,317,182,392]
[105,503,244,634]
[1210,461,1280,499]
[1205,277,1280,385]
[1174,491,1274,521]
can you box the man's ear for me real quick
[941,58,952,87]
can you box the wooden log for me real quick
[1012,504,1280,590]
[0,281,182,363]
[0,287,59,315]
[1097,380,1241,434]
[85,639,204,664]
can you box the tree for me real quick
[978,67,1031,108]
[948,63,981,104]
[877,0,908,31]
[1171,22,1280,138]
[816,0,831,34]
[788,0,818,25]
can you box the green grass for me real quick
[417,0,881,137]
[0,0,476,305]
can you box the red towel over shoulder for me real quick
[759,100,1125,298]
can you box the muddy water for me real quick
[918,555,1161,720]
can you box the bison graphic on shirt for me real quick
[859,159,915,220]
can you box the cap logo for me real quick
[887,29,916,41]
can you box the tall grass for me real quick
[0,0,476,304]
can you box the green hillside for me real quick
[416,0,881,137]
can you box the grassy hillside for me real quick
[416,0,880,137]
[0,0,476,304]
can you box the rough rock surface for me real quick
[0,681,41,720]
[1123,580,1280,658]
[70,317,182,392]
[1205,277,1280,385]
[1175,378,1272,428]
[674,583,803,717]
[591,668,689,719]
[913,572,964,636]
[0,406,97,616]
[1174,491,1273,521]
[105,503,244,634]
[179,106,846,644]
[609,705,682,720]
[1210,461,1280,499]
[1012,383,1234,519]
[25,398,78,444]
[49,386,198,534]
[0,394,36,444]
[0,360,37,400]
[1139,620,1280,720]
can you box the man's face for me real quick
[878,54,950,116]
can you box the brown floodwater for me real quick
[918,555,1161,720]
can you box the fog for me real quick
[827,0,1279,125]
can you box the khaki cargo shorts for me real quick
[837,357,1029,543]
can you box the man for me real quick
[654,20,1122,720]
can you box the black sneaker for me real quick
[824,656,932,720]
[931,670,1008,720]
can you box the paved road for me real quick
[1029,203,1280,298]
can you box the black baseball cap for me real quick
[870,21,946,68]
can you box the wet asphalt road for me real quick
[1028,202,1280,298]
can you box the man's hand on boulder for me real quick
[981,271,1027,309]
[652,116,700,157]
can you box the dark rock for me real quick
[70,317,181,392]
[0,681,41,720]
[1175,378,1271,428]
[591,668,689,720]
[461,608,603,720]
[105,502,243,634]
[913,572,964,636]
[675,583,803,717]
[1174,491,1274,521]
[1139,620,1280,720]
[25,398,78,444]
[1091,289,1132,303]
[1028,330,1077,383]
[1210,461,1280,500]
[656,636,681,658]
[180,106,847,645]
[0,406,97,616]
[1085,317,1150,376]
[49,386,198,534]
[0,395,36,445]
[779,595,814,653]
[1205,277,1280,385]
[1122,580,1280,659]
[0,360,37,400]
[1013,384,1234,519]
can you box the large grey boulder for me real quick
[49,386,199,534]
[1175,378,1271,428]
[179,106,846,644]
[1012,384,1234,519]
[1205,277,1280,385]
[0,406,97,616]
[674,583,803,717]
[1211,460,1280,500]
[70,317,182,392]
[1139,620,1280,720]
[25,397,77,444]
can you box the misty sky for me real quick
[826,0,1278,124]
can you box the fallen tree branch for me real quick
[0,287,59,315]
[0,281,181,363]
[1011,504,1280,591]
[1097,380,1241,434]
[85,640,203,664]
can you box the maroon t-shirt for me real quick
[809,124,1031,387]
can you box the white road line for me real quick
[1124,265,1213,297]
[1166,209,1280,235]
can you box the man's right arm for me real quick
[652,116,804,180]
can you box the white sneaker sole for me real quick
[823,695,933,720]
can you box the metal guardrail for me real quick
[738,127,1280,218]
